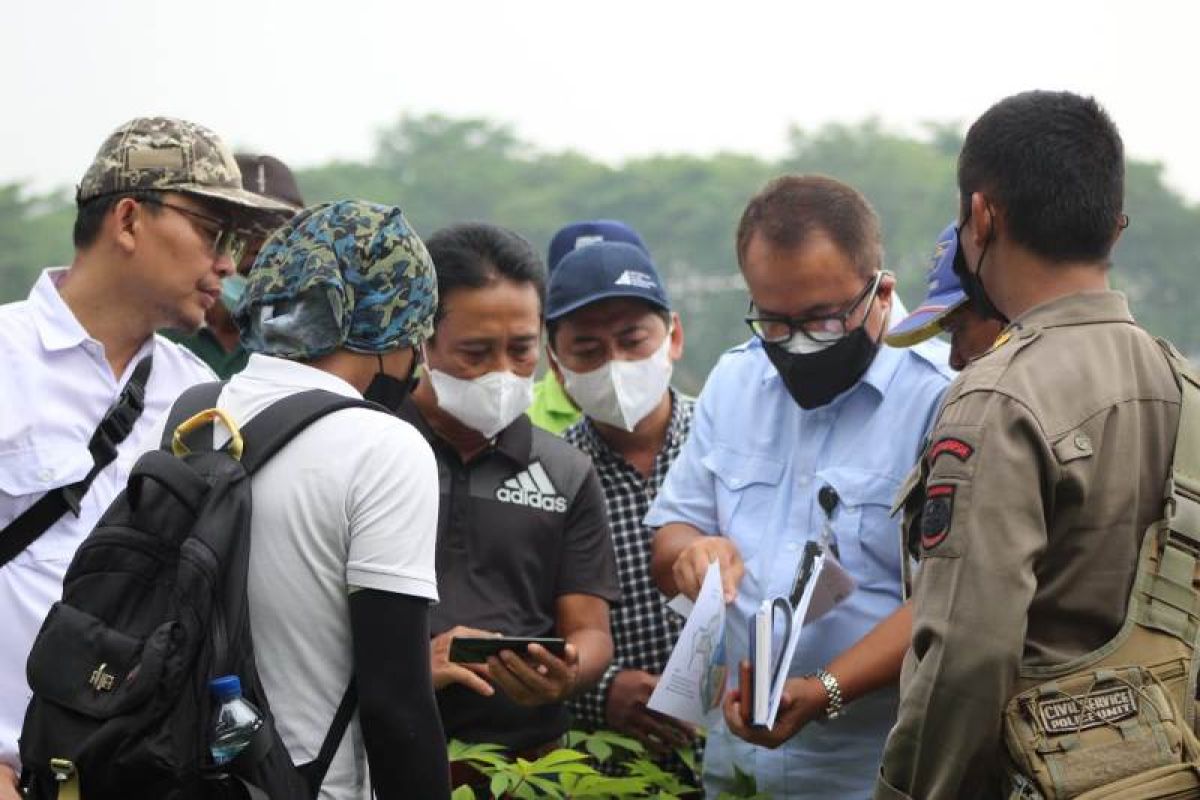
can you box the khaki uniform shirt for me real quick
[875,291,1182,799]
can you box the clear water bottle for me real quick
[209,675,264,766]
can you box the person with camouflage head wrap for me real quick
[196,198,450,800]
[0,116,279,797]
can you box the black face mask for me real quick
[952,212,1009,325]
[364,353,419,412]
[764,325,881,410]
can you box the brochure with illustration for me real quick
[647,561,728,727]
[748,541,857,728]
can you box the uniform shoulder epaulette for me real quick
[952,324,1043,397]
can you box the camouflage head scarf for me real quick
[236,200,437,359]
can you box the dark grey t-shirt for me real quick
[398,399,619,749]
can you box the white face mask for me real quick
[779,330,843,355]
[427,367,534,439]
[555,329,674,432]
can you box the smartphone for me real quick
[448,636,567,663]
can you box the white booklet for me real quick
[647,561,728,727]
[749,542,856,728]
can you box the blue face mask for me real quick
[220,274,248,313]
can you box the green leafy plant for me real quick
[446,728,768,799]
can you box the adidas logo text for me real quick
[495,462,568,513]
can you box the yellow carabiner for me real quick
[170,408,244,460]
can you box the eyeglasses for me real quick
[744,271,883,346]
[143,198,248,264]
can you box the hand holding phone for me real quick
[448,636,567,664]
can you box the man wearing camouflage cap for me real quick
[0,116,290,797]
[184,199,450,798]
[166,152,306,378]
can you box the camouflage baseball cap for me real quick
[235,200,437,359]
[76,117,296,226]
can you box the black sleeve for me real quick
[349,589,450,800]
[556,466,620,602]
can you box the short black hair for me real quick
[425,223,546,323]
[736,175,883,279]
[958,90,1124,263]
[546,302,671,352]
[72,190,163,249]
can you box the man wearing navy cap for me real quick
[885,223,1004,370]
[529,220,651,434]
[545,241,700,775]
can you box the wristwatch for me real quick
[815,669,844,720]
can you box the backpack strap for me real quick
[159,381,225,452]
[235,390,384,476]
[295,680,359,794]
[0,354,153,569]
[1142,341,1200,645]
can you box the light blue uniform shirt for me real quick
[645,333,951,799]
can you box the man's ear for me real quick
[969,192,997,246]
[668,311,684,361]
[110,197,142,256]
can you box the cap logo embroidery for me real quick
[614,270,657,289]
[573,234,604,250]
[495,461,567,512]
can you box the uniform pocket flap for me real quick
[703,446,784,491]
[815,466,900,509]
[27,603,172,720]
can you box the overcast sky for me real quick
[5,0,1198,203]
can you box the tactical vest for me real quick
[1001,341,1200,799]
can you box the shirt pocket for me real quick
[701,445,784,563]
[813,466,903,591]
[0,445,94,561]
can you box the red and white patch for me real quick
[928,437,974,466]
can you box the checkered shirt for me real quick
[563,389,695,730]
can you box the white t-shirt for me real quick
[0,268,216,770]
[214,353,439,800]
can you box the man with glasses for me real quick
[167,153,305,378]
[647,175,951,798]
[0,117,292,798]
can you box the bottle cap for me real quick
[209,675,242,701]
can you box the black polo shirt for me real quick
[397,398,619,750]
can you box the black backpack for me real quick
[19,384,382,800]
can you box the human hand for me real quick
[604,669,695,753]
[0,764,19,800]
[430,626,496,696]
[487,641,579,706]
[672,536,743,602]
[723,667,828,748]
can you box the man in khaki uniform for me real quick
[875,90,1183,799]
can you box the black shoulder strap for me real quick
[0,355,153,569]
[296,680,359,794]
[159,380,225,451]
[236,390,383,476]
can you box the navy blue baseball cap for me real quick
[546,241,671,321]
[546,219,649,271]
[886,222,969,347]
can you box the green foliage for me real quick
[446,729,734,799]
[5,113,1200,389]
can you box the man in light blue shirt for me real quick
[648,175,951,799]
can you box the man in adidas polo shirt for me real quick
[395,222,619,765]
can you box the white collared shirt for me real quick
[0,268,216,769]
[206,353,439,800]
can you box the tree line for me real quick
[3,114,1196,392]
